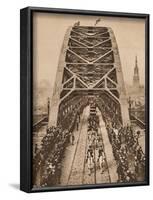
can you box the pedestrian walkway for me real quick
[60,107,118,186]
[83,110,110,185]
[97,110,118,183]
[60,106,89,185]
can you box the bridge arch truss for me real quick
[49,26,129,128]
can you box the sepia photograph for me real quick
[28,9,149,190]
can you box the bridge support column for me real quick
[109,28,130,126]
[48,27,72,127]
[120,94,130,126]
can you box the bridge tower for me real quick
[49,26,130,127]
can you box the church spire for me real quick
[133,55,140,88]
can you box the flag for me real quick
[74,21,80,26]
[95,18,101,26]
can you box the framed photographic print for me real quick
[20,7,149,193]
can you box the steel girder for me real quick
[49,26,129,126]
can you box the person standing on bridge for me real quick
[34,144,38,155]
[70,132,75,145]
[77,112,80,123]
[76,116,79,131]
[136,130,141,144]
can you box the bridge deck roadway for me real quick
[60,106,117,186]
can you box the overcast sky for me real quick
[33,12,145,88]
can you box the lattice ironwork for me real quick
[49,26,129,127]
[61,26,118,103]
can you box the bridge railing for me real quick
[130,114,145,129]
[33,115,48,132]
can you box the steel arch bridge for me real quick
[49,26,129,128]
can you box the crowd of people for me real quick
[98,98,145,183]
[33,95,145,186]
[107,124,145,182]
[33,126,69,186]
[58,96,88,131]
[33,96,87,187]
[86,102,106,175]
[41,126,70,186]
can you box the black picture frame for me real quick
[20,6,150,193]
